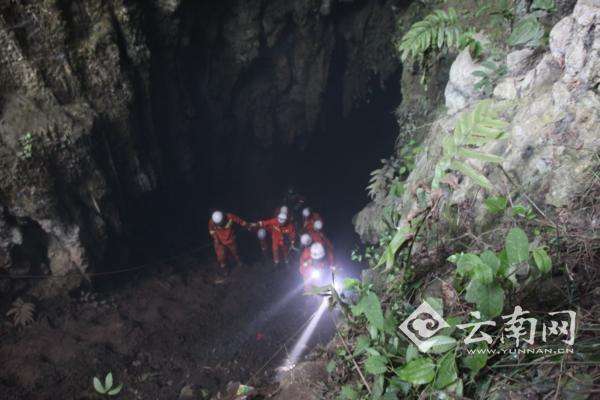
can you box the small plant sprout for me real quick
[17,132,34,160]
[93,372,123,396]
[6,298,35,327]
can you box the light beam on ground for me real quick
[277,297,329,377]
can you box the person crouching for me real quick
[299,242,331,292]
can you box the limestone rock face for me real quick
[356,0,600,245]
[507,48,537,75]
[444,49,485,114]
[0,0,407,296]
[0,0,151,293]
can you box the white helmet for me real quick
[302,207,311,218]
[212,211,224,225]
[277,213,287,224]
[257,228,267,240]
[300,233,312,247]
[280,206,289,214]
[310,242,325,260]
[313,219,323,231]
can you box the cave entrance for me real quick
[293,48,401,261]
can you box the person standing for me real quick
[208,210,248,273]
[302,207,322,232]
[309,219,334,266]
[256,213,296,266]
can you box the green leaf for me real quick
[532,0,555,11]
[405,344,419,362]
[93,377,106,394]
[353,335,371,356]
[105,372,113,390]
[424,296,444,316]
[511,204,529,216]
[481,60,497,70]
[340,385,359,399]
[507,16,544,47]
[434,351,458,389]
[450,160,493,190]
[353,291,385,331]
[505,227,529,266]
[343,278,361,290]
[472,70,489,78]
[463,342,489,376]
[107,383,123,396]
[389,377,412,395]
[458,148,504,164]
[472,260,494,284]
[484,196,508,213]
[326,360,336,374]
[365,354,389,375]
[465,280,505,319]
[439,316,462,336]
[395,357,436,385]
[480,250,501,275]
[372,375,385,398]
[419,335,457,354]
[456,253,490,282]
[377,226,411,268]
[442,135,458,157]
[532,247,552,274]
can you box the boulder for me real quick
[444,49,485,114]
[493,77,518,100]
[507,48,537,76]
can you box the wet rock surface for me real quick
[0,0,408,296]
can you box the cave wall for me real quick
[0,0,408,296]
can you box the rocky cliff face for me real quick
[0,0,408,296]
[355,0,599,255]
[0,0,156,296]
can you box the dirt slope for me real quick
[0,253,335,399]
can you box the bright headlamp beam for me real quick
[282,298,329,371]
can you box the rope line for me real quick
[0,242,213,280]
[247,300,328,385]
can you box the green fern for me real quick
[397,8,464,62]
[367,158,399,200]
[432,100,508,191]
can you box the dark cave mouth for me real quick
[117,0,404,269]
[123,71,402,268]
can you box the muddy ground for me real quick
[0,248,338,399]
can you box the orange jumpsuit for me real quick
[303,212,322,232]
[208,213,248,267]
[259,218,296,264]
[310,231,334,265]
[299,248,329,287]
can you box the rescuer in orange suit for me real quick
[208,210,248,271]
[256,212,296,266]
[302,207,322,232]
[299,242,330,290]
[309,219,334,265]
